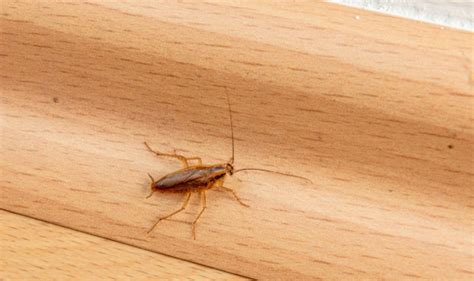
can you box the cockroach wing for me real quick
[155,166,226,191]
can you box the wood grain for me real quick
[1,210,248,280]
[1,1,473,280]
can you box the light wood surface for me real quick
[1,210,248,280]
[1,1,473,280]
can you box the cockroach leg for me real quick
[192,191,207,240]
[144,142,203,167]
[172,149,202,165]
[144,142,190,167]
[220,186,249,207]
[147,192,192,234]
[184,156,203,166]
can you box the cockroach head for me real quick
[225,162,234,175]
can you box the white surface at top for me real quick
[331,0,473,31]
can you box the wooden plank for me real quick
[0,210,249,280]
[0,1,472,280]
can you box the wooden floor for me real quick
[1,210,247,280]
[1,1,473,280]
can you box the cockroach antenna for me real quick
[225,88,235,164]
[233,167,312,183]
[224,88,312,184]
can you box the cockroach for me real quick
[145,90,311,239]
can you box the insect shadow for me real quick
[145,89,311,239]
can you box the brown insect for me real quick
[145,90,311,239]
